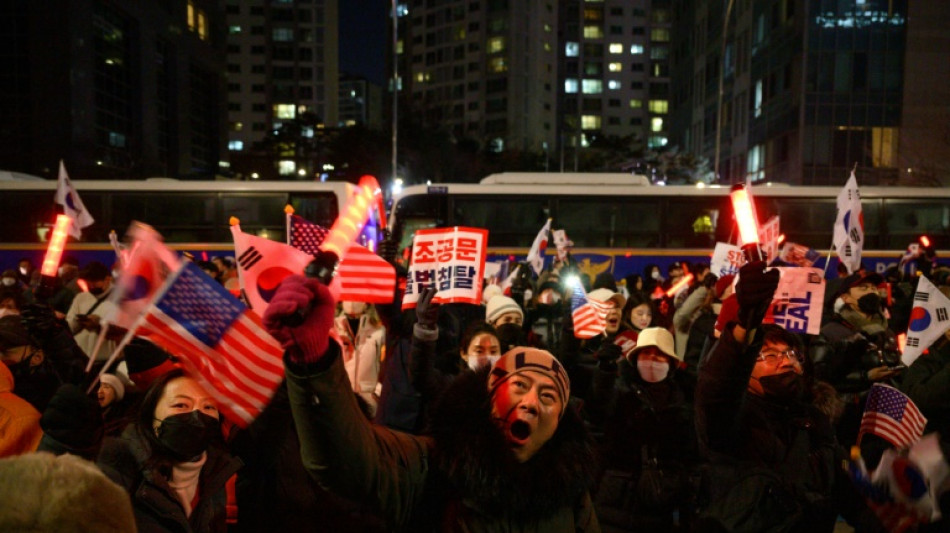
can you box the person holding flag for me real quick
[54,160,95,239]
[811,271,903,448]
[695,261,885,532]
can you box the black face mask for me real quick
[155,411,220,461]
[758,372,805,402]
[89,287,105,296]
[495,322,527,353]
[8,351,61,411]
[857,293,883,316]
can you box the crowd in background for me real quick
[1,242,949,532]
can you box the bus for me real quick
[387,172,950,280]
[0,177,384,271]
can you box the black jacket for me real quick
[98,427,242,533]
[695,325,884,533]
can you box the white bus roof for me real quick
[480,172,651,186]
[0,179,355,193]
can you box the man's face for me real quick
[605,302,622,334]
[842,282,877,311]
[493,311,523,328]
[490,371,563,462]
[1,345,43,367]
[748,339,803,396]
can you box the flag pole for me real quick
[84,323,111,373]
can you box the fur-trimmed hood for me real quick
[427,366,598,524]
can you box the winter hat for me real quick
[629,327,678,361]
[124,338,178,389]
[98,374,125,402]
[488,347,570,413]
[714,274,736,299]
[587,288,626,309]
[485,295,524,325]
[0,315,32,351]
[482,284,503,305]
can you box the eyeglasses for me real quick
[755,348,802,366]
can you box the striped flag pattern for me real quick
[858,383,927,450]
[142,262,284,427]
[288,214,395,303]
[570,283,609,339]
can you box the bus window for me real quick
[392,193,446,253]
[556,197,659,248]
[453,197,550,248]
[771,199,837,250]
[666,198,720,248]
[884,200,950,249]
[1,192,61,242]
[289,192,339,229]
[222,193,287,240]
[110,193,217,242]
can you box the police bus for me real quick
[387,172,950,279]
[0,175,383,270]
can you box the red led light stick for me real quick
[730,184,764,262]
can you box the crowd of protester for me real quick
[0,242,949,533]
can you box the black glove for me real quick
[595,342,623,371]
[39,384,104,458]
[735,261,780,329]
[378,230,398,264]
[20,303,64,340]
[415,286,439,329]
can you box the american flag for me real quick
[859,383,927,450]
[288,214,395,303]
[143,262,285,428]
[570,283,608,339]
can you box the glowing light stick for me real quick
[730,184,764,262]
[920,235,931,248]
[777,234,786,245]
[665,273,694,297]
[897,333,906,354]
[41,215,72,277]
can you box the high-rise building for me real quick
[0,0,227,180]
[557,0,672,169]
[670,0,947,186]
[339,75,384,130]
[225,0,339,179]
[395,0,558,156]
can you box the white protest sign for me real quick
[758,216,780,263]
[401,227,488,310]
[762,267,825,335]
[711,242,746,277]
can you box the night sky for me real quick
[339,0,388,85]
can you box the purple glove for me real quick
[263,275,336,365]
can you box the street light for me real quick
[714,0,736,183]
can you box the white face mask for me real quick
[1,278,15,287]
[651,270,661,280]
[19,267,28,276]
[0,308,19,319]
[637,360,670,383]
[467,354,501,371]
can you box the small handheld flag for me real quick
[570,282,608,339]
[54,160,95,239]
[858,383,927,450]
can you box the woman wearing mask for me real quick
[334,300,385,418]
[595,327,698,532]
[98,369,241,533]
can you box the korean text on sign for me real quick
[402,227,488,309]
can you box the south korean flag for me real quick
[903,276,950,366]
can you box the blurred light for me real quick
[730,185,760,246]
[425,180,432,185]
[250,172,260,179]
[920,235,931,248]
[563,275,580,289]
[391,177,403,196]
[96,161,103,166]
[41,215,72,277]
[297,169,307,176]
[77,279,89,292]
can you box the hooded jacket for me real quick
[0,362,42,457]
[286,343,600,532]
[97,427,242,533]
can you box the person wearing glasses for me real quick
[694,261,884,533]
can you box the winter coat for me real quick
[594,359,698,532]
[97,427,242,533]
[0,362,42,457]
[286,343,601,532]
[694,325,885,533]
[334,314,385,416]
[66,288,120,361]
[673,287,708,360]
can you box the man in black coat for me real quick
[694,261,884,532]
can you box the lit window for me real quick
[629,99,643,109]
[396,39,404,54]
[544,42,552,52]
[274,104,296,119]
[609,43,624,54]
[608,80,621,90]
[581,115,602,130]
[301,127,314,138]
[608,62,622,72]
[489,57,507,73]
[229,25,241,34]
[648,99,668,113]
[650,28,670,42]
[630,44,644,54]
[544,23,552,32]
[648,135,668,148]
[754,79,763,117]
[565,42,579,57]
[487,36,505,54]
[278,160,296,175]
[582,79,603,93]
[228,140,244,151]
[651,117,664,132]
[583,26,604,39]
[273,28,293,41]
[231,121,244,132]
[565,79,579,93]
[415,71,431,82]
